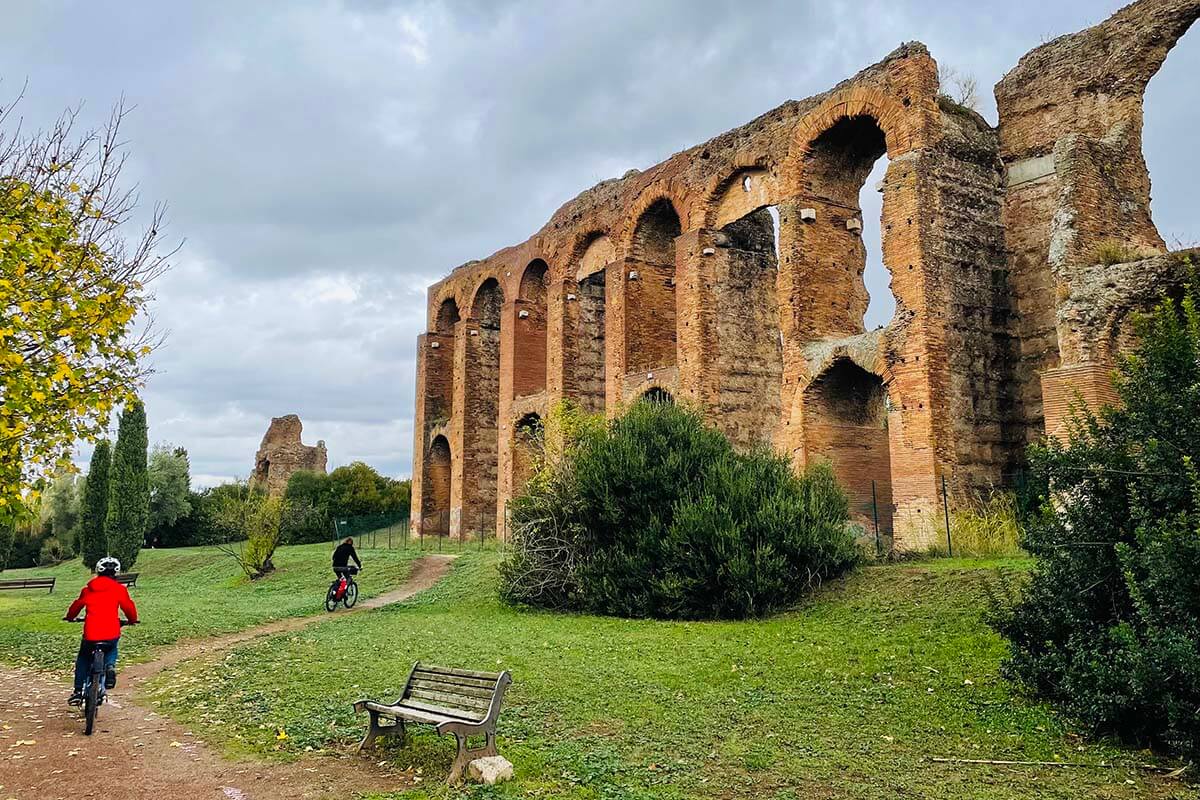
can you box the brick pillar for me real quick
[410,331,454,537]
[604,261,628,416]
[1041,362,1118,439]
[547,278,574,405]
[455,317,501,540]
[676,229,720,413]
[495,300,518,535]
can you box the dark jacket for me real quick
[332,542,361,569]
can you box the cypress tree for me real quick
[79,440,112,569]
[106,399,149,570]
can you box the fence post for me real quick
[942,474,952,557]
[871,480,881,557]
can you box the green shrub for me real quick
[79,440,111,569]
[106,398,149,569]
[988,274,1200,758]
[501,401,859,620]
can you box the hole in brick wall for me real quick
[469,278,503,330]
[511,413,543,496]
[642,387,674,404]
[1144,27,1199,249]
[742,174,753,192]
[435,298,460,334]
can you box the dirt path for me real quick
[0,554,457,800]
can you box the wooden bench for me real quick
[0,577,56,593]
[114,573,139,588]
[353,661,512,784]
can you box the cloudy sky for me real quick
[3,0,1196,486]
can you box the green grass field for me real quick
[0,542,422,672]
[139,554,1195,800]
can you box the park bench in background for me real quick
[354,661,512,784]
[0,577,56,593]
[114,573,139,588]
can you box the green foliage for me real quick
[40,471,82,548]
[37,535,71,566]
[0,523,11,571]
[105,398,149,569]
[148,444,191,539]
[327,462,410,518]
[282,466,410,544]
[210,484,285,578]
[0,100,167,524]
[989,277,1200,758]
[501,401,859,620]
[78,440,111,569]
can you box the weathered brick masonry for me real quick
[411,0,1198,549]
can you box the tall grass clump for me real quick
[949,491,1023,557]
[500,400,859,620]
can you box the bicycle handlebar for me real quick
[64,617,138,626]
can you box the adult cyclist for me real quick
[332,536,362,581]
[63,556,138,706]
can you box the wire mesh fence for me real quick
[332,509,508,553]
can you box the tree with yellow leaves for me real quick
[0,92,171,527]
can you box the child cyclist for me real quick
[63,556,138,705]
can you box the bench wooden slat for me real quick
[397,698,484,721]
[407,687,491,711]
[409,678,496,699]
[412,670,497,690]
[416,664,503,682]
[362,702,464,726]
[114,573,139,587]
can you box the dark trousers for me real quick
[74,639,118,693]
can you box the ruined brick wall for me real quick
[997,0,1199,444]
[251,415,327,496]
[409,0,1198,550]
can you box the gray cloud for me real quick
[2,0,1195,484]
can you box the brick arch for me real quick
[782,87,922,184]
[700,153,778,229]
[616,184,688,256]
[514,260,549,399]
[468,276,505,326]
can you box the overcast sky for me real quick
[3,0,1196,486]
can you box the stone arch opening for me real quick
[861,155,895,329]
[514,260,549,398]
[575,234,612,415]
[642,386,674,404]
[627,199,681,374]
[464,277,503,535]
[435,297,460,334]
[426,435,451,535]
[792,115,892,339]
[510,412,543,498]
[803,357,893,539]
[1144,27,1199,249]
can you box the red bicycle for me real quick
[325,566,359,612]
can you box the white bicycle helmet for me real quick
[96,556,121,575]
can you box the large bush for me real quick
[501,401,859,620]
[989,275,1200,758]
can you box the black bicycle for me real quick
[325,566,360,612]
[69,619,134,735]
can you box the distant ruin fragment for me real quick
[410,0,1199,549]
[251,414,327,496]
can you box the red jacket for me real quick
[66,575,138,641]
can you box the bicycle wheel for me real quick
[343,580,358,608]
[84,653,101,735]
[325,584,339,612]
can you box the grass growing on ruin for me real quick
[143,553,1193,800]
[0,542,422,671]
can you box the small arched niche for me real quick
[514,260,549,398]
[802,357,893,537]
[511,412,543,498]
[426,435,452,536]
[627,199,681,374]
